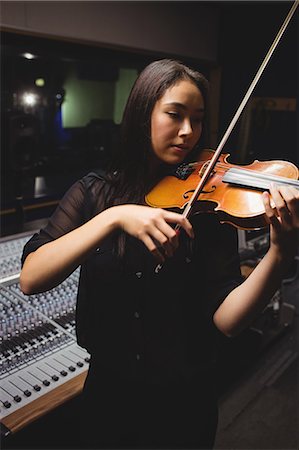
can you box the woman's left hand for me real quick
[263,183,299,259]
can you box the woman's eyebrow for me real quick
[164,101,205,113]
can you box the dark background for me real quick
[1,2,297,236]
[0,4,298,447]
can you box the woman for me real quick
[20,59,299,449]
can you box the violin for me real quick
[146,149,299,230]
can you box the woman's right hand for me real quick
[111,204,194,262]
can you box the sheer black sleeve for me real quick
[21,173,107,266]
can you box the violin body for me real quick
[146,150,299,230]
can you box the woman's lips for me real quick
[171,144,189,153]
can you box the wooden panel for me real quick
[1,371,87,434]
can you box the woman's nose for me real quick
[178,119,192,136]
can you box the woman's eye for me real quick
[167,111,180,119]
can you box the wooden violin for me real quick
[146,149,299,230]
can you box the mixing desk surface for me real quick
[0,234,32,282]
[0,232,90,436]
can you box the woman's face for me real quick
[150,79,205,166]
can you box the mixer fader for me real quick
[0,232,90,436]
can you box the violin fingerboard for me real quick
[223,168,299,191]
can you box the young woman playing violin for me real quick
[20,59,299,449]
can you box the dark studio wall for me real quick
[0,1,219,62]
[217,2,297,165]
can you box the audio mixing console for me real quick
[0,232,89,436]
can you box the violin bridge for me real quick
[198,160,216,179]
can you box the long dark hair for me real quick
[107,59,209,206]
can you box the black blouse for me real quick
[21,171,243,388]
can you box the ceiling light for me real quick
[21,52,37,60]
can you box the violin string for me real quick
[196,160,299,179]
[223,167,299,190]
[196,163,299,190]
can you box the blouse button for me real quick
[135,271,143,278]
[136,354,141,361]
[96,248,100,253]
[134,311,140,319]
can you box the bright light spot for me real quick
[35,78,45,87]
[22,93,38,106]
[21,52,36,60]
